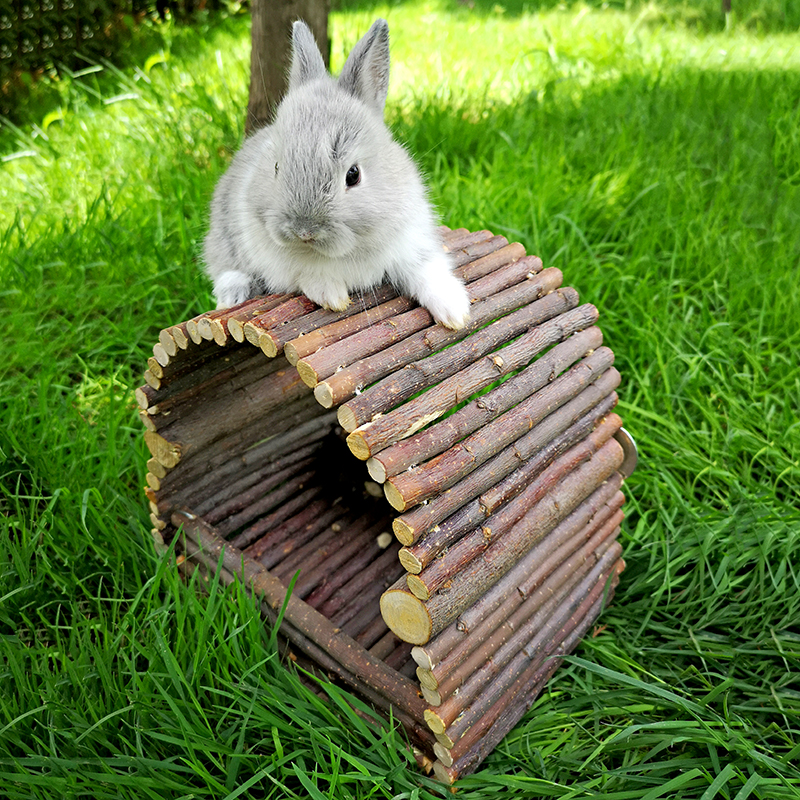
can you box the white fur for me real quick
[202,19,470,330]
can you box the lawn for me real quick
[1,0,799,797]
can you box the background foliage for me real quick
[1,0,798,797]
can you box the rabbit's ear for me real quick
[289,20,327,89]
[338,19,390,114]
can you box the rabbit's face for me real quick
[260,85,392,260]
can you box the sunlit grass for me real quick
[1,1,798,797]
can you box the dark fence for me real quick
[0,1,232,86]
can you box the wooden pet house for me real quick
[139,227,637,783]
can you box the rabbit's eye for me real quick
[274,162,279,177]
[345,165,361,187]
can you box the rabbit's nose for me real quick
[295,228,317,243]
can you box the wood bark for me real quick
[324,546,406,623]
[141,351,283,429]
[265,285,398,358]
[289,295,414,370]
[424,551,622,736]
[226,295,293,342]
[292,520,393,600]
[391,372,619,545]
[412,489,625,672]
[292,247,532,387]
[380,451,623,645]
[255,505,349,571]
[367,630,403,660]
[341,287,579,441]
[317,267,561,411]
[139,340,256,408]
[155,411,335,508]
[431,574,618,782]
[226,481,322,544]
[382,358,617,513]
[304,524,394,607]
[144,371,312,469]
[174,510,427,720]
[423,536,622,704]
[242,296,318,351]
[192,442,323,517]
[264,515,349,576]
[369,329,606,483]
[405,416,621,601]
[400,411,622,573]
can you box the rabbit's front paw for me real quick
[303,283,352,313]
[213,270,255,309]
[412,262,471,330]
[427,289,471,330]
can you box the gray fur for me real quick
[202,18,470,329]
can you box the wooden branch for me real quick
[201,458,316,526]
[174,510,428,722]
[142,351,283,429]
[331,565,407,633]
[382,355,616,513]
[292,520,393,600]
[158,327,178,358]
[242,296,319,353]
[423,536,622,704]
[223,295,291,342]
[404,411,623,601]
[379,446,624,646]
[456,242,525,281]
[447,234,507,267]
[382,641,416,673]
[391,371,620,545]
[226,481,322,544]
[424,549,622,735]
[345,293,588,459]
[192,441,324,518]
[256,506,350,572]
[287,294,414,368]
[268,505,360,586]
[441,229,494,251]
[368,328,605,483]
[181,554,438,763]
[156,412,335,508]
[144,370,312,469]
[147,392,323,488]
[400,411,622,573]
[140,342,263,411]
[304,524,395,608]
[144,336,232,389]
[316,267,560,411]
[431,569,620,782]
[356,618,391,650]
[412,488,625,672]
[296,303,431,388]
[291,249,534,387]
[263,285,398,359]
[367,630,403,660]
[324,546,406,623]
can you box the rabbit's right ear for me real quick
[289,20,327,89]
[338,19,390,114]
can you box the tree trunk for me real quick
[246,0,330,136]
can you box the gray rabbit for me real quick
[203,19,470,330]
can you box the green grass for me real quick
[2,1,799,797]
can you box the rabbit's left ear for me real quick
[289,20,327,89]
[338,19,390,114]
